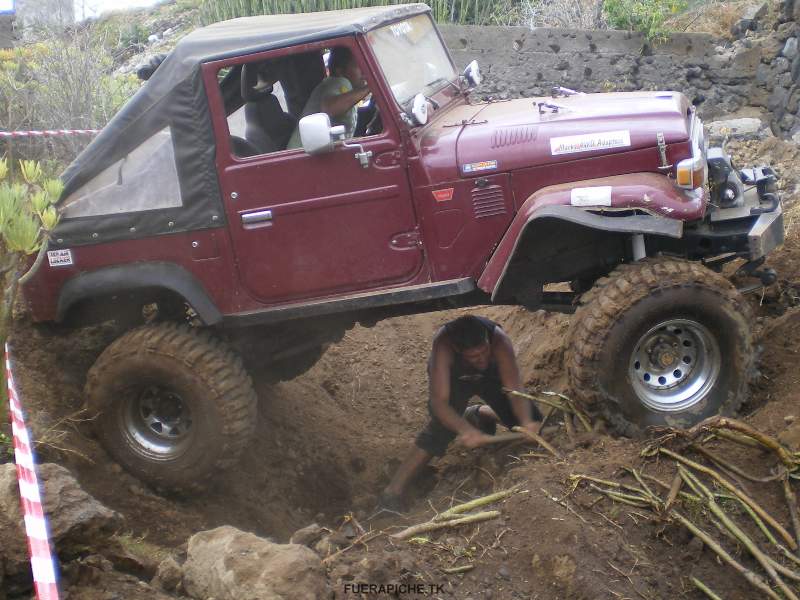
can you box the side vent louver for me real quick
[472,185,506,219]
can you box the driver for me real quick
[287,47,371,149]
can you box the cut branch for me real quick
[433,485,522,521]
[392,511,501,541]
[660,447,797,549]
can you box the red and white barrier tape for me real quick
[0,129,100,139]
[6,344,61,600]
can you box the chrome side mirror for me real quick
[299,113,345,155]
[462,60,481,89]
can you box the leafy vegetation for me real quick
[603,0,688,42]
[197,0,522,26]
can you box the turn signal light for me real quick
[676,156,706,189]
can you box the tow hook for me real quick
[736,258,778,294]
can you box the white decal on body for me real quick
[47,249,73,267]
[570,186,612,207]
[550,130,631,156]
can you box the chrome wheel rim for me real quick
[629,319,721,412]
[121,385,193,459]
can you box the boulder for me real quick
[784,37,799,61]
[706,117,769,143]
[182,525,328,600]
[289,523,325,548]
[0,463,121,592]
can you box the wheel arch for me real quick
[57,262,222,326]
[479,205,684,302]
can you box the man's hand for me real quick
[457,428,492,449]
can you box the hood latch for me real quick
[657,132,672,171]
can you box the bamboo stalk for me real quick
[690,443,783,483]
[784,477,800,553]
[563,410,576,442]
[679,466,799,600]
[664,471,683,512]
[588,484,652,508]
[511,426,561,458]
[714,428,765,449]
[690,577,723,600]
[695,417,798,469]
[660,447,798,550]
[671,510,783,600]
[442,564,474,574]
[433,485,522,521]
[392,510,501,540]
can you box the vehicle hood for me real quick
[452,91,692,177]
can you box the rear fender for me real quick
[57,262,222,325]
[479,174,702,300]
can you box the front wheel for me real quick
[566,258,754,437]
[85,324,258,491]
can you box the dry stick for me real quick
[628,468,660,503]
[588,484,652,508]
[505,388,592,432]
[479,432,528,445]
[671,510,783,600]
[784,476,800,553]
[511,426,561,459]
[660,447,798,550]
[442,564,474,574]
[691,443,784,483]
[690,577,723,600]
[392,511,501,541]
[321,530,383,565]
[572,474,655,498]
[701,417,799,470]
[680,466,799,600]
[714,428,764,449]
[563,410,576,442]
[433,485,522,522]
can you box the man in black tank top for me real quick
[380,315,542,511]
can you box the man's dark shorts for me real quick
[415,366,542,457]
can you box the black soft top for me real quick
[55,4,430,246]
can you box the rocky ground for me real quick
[0,134,799,599]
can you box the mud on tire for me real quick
[567,257,753,437]
[85,323,257,491]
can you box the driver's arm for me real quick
[321,85,370,120]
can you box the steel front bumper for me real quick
[748,200,784,261]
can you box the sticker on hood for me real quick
[570,186,612,207]
[550,130,631,156]
[462,160,497,174]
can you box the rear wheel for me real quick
[567,258,753,436]
[86,323,257,491]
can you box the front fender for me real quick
[478,174,703,300]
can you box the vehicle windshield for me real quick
[367,14,457,107]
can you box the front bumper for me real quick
[706,150,784,261]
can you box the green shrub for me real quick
[197,0,512,26]
[604,0,687,42]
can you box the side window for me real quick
[61,128,182,218]
[220,46,383,159]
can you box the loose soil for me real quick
[6,135,800,599]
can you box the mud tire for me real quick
[85,323,257,491]
[567,257,753,437]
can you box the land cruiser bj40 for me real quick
[22,4,784,489]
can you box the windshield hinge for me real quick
[657,132,672,170]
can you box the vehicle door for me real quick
[204,38,424,305]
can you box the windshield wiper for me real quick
[428,76,461,94]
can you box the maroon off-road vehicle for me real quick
[22,4,784,489]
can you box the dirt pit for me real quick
[4,135,800,599]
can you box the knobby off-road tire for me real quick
[86,323,257,491]
[567,257,754,437]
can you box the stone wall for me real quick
[439,16,799,139]
[0,15,14,49]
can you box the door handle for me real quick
[241,210,273,225]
